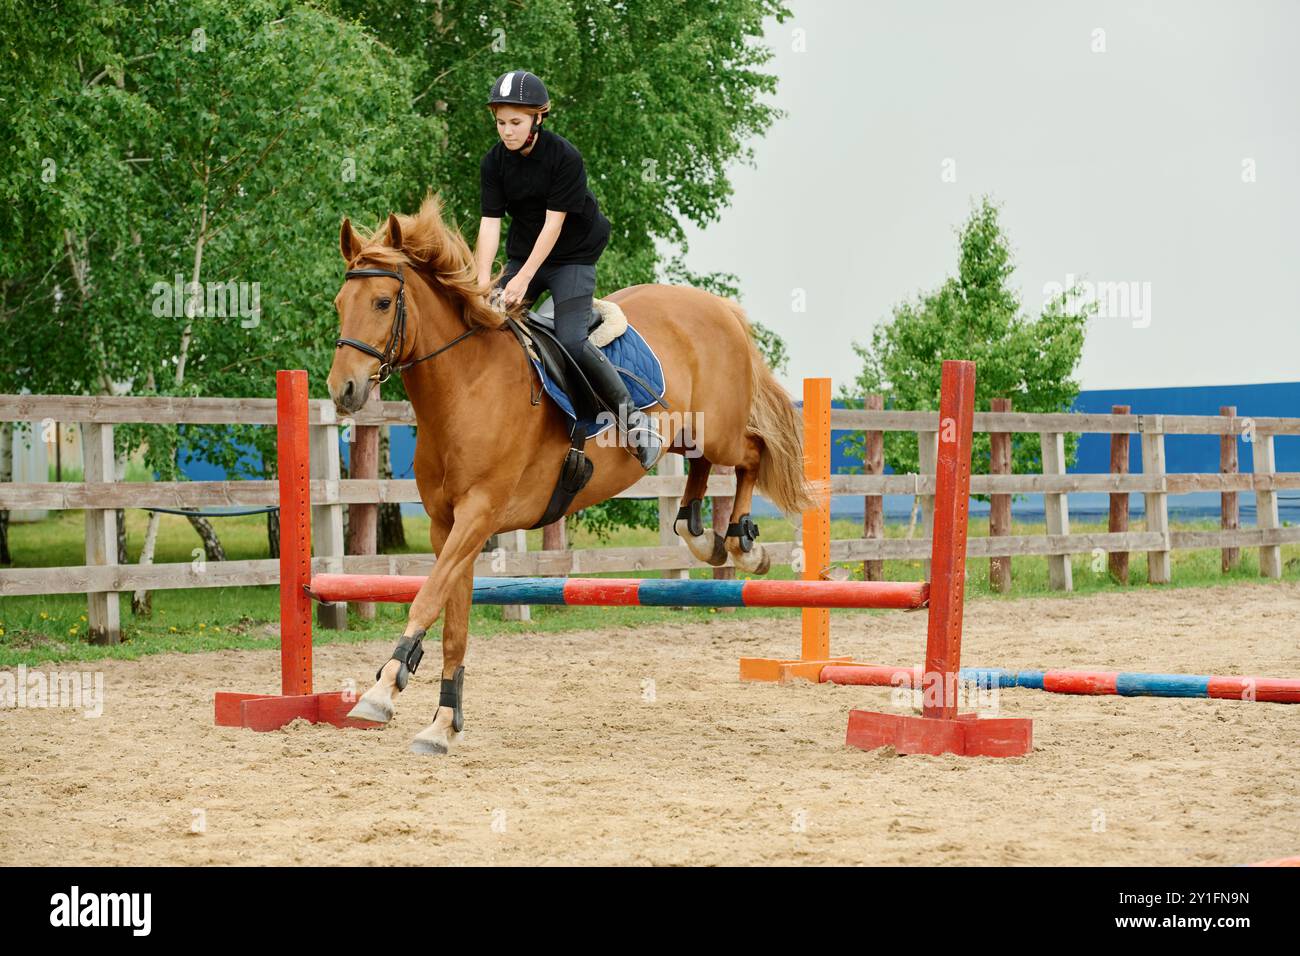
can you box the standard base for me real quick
[845,710,1033,758]
[214,691,383,732]
[739,656,854,683]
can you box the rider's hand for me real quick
[501,272,532,308]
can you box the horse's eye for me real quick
[377,298,391,310]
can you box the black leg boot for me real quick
[573,339,664,470]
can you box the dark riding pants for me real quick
[495,259,596,361]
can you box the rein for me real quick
[336,267,483,384]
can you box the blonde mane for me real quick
[348,193,509,331]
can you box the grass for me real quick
[1,508,1297,666]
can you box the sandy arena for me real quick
[3,581,1298,866]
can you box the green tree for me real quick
[0,0,795,548]
[318,0,792,539]
[0,0,439,583]
[841,197,1092,490]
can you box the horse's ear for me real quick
[385,213,403,250]
[340,218,361,262]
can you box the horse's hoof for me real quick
[408,727,459,756]
[408,736,448,756]
[346,688,394,724]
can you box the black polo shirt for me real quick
[480,128,611,265]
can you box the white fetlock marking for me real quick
[409,706,461,755]
[728,535,764,572]
[730,541,768,574]
[675,518,719,564]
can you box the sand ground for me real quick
[2,582,1298,866]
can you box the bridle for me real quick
[335,267,483,384]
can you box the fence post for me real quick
[347,386,379,620]
[862,394,884,582]
[1252,429,1282,579]
[1108,405,1131,585]
[542,516,566,552]
[1220,406,1240,573]
[1041,431,1072,591]
[658,453,690,582]
[917,427,937,582]
[988,397,1012,593]
[710,465,735,590]
[1140,418,1171,585]
[311,401,347,629]
[498,529,531,621]
[82,421,120,644]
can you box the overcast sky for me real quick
[672,0,1299,396]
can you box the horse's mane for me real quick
[348,192,508,331]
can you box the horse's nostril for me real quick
[343,380,355,401]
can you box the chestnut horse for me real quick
[331,195,812,754]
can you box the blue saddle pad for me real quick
[526,321,666,441]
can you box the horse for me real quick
[330,194,813,754]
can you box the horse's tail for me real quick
[726,300,816,517]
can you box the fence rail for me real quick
[1,386,1295,643]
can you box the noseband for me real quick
[336,267,483,384]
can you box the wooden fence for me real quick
[1,381,1297,643]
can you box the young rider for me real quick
[476,70,662,470]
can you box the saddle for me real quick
[507,297,636,421]
[527,297,606,336]
[500,296,663,531]
[529,296,629,348]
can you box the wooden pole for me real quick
[657,453,689,582]
[712,468,733,616]
[311,403,347,630]
[862,394,883,582]
[347,384,379,620]
[82,421,120,645]
[1252,431,1282,579]
[711,465,736,589]
[1041,430,1072,591]
[1141,420,1171,585]
[988,397,1012,593]
[1108,405,1130,585]
[1220,406,1239,573]
[542,517,566,552]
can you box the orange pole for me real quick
[277,370,313,697]
[801,377,831,661]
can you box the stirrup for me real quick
[624,409,664,447]
[624,411,664,468]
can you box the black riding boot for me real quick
[573,339,663,470]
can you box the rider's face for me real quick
[494,106,535,148]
